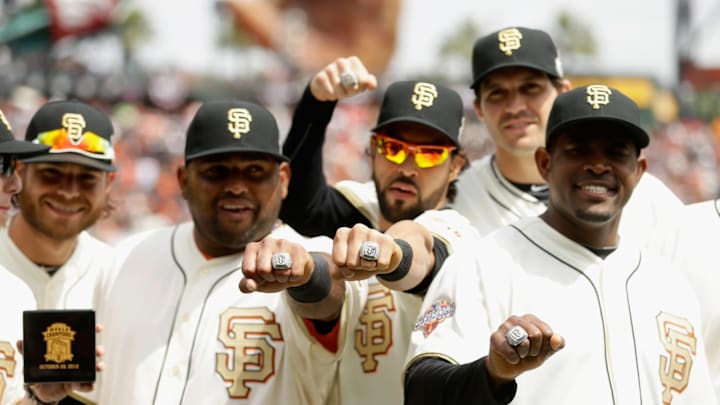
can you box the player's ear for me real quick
[177,165,189,200]
[278,161,291,199]
[535,146,551,182]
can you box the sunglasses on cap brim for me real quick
[372,133,456,169]
[33,129,115,160]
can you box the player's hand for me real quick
[239,238,314,293]
[310,56,378,101]
[485,314,565,387]
[332,224,403,281]
[17,324,105,404]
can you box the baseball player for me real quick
[0,100,117,312]
[404,85,716,404]
[0,109,103,405]
[675,200,720,401]
[453,26,684,255]
[96,101,351,404]
[279,56,479,404]
[0,108,42,405]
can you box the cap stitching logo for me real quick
[411,82,438,111]
[586,85,613,110]
[498,28,523,56]
[62,113,86,144]
[0,110,11,131]
[227,108,252,139]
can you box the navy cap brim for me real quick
[21,152,116,172]
[372,118,460,147]
[0,140,50,156]
[548,117,649,149]
[185,146,289,163]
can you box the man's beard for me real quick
[374,175,446,223]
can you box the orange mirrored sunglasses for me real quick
[373,134,456,169]
[33,129,114,159]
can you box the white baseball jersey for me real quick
[0,266,36,405]
[96,221,360,405]
[331,180,479,404]
[676,199,720,401]
[408,216,716,405]
[0,228,114,310]
[453,155,684,255]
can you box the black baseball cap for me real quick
[546,84,650,149]
[0,108,49,156]
[22,100,116,171]
[185,100,288,163]
[471,27,563,90]
[372,81,464,146]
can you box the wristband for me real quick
[25,385,59,405]
[288,253,331,303]
[378,239,413,282]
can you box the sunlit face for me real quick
[15,162,114,240]
[370,122,463,225]
[536,129,646,235]
[178,152,289,257]
[475,67,568,158]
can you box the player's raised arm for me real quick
[280,57,378,237]
[332,221,434,292]
[239,237,346,322]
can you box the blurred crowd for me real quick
[2,81,719,244]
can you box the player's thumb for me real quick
[549,333,565,352]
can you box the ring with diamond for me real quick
[505,325,529,347]
[271,252,293,270]
[340,71,358,89]
[359,241,380,261]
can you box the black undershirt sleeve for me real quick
[405,236,449,296]
[404,357,517,405]
[280,85,371,237]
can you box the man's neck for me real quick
[494,150,545,184]
[8,216,78,267]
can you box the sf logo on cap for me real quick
[586,85,612,110]
[62,113,86,143]
[227,108,252,139]
[0,110,11,131]
[411,83,438,111]
[498,28,523,56]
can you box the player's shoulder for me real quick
[0,264,36,309]
[456,155,493,185]
[414,208,480,250]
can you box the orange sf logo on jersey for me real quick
[656,311,697,405]
[355,284,395,372]
[216,307,283,399]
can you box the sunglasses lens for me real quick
[414,147,450,168]
[376,137,407,165]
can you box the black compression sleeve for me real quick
[404,357,516,405]
[279,85,371,237]
[405,236,448,295]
